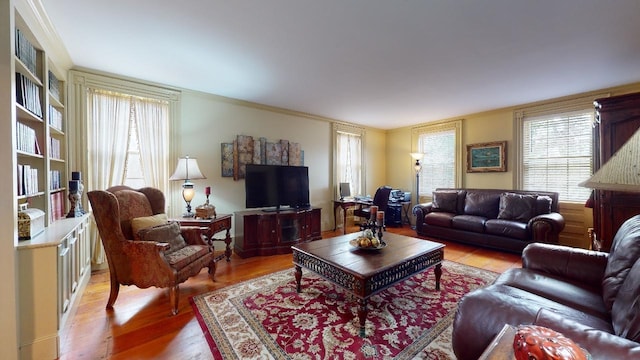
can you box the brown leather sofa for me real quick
[452,215,640,360]
[413,188,565,253]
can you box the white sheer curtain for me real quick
[336,131,362,197]
[133,98,170,194]
[87,89,131,264]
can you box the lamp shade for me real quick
[410,152,424,160]
[578,128,640,192]
[169,156,206,181]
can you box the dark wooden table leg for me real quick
[357,297,368,337]
[342,205,348,234]
[333,202,339,231]
[434,263,442,290]
[224,228,232,261]
[295,265,302,293]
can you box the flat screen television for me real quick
[245,164,310,211]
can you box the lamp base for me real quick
[182,211,195,218]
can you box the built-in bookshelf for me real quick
[14,11,67,225]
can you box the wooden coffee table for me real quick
[292,232,444,337]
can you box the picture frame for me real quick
[466,141,507,173]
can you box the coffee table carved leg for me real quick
[434,263,442,290]
[357,298,368,337]
[295,265,302,293]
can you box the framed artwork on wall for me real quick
[466,141,507,172]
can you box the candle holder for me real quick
[196,193,216,219]
[359,219,385,241]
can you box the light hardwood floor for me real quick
[59,225,522,359]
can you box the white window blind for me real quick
[418,129,456,196]
[521,110,593,202]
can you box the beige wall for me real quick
[174,90,387,238]
[385,82,640,248]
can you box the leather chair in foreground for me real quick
[88,186,215,315]
[452,215,640,360]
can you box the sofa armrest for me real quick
[528,212,565,243]
[180,226,209,246]
[534,308,640,360]
[522,242,609,286]
[413,202,433,234]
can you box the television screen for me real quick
[278,165,310,208]
[244,164,310,210]
[245,164,279,209]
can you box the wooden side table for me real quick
[174,214,232,262]
[478,324,516,360]
[333,199,357,234]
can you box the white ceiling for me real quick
[40,0,640,130]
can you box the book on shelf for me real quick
[18,164,39,196]
[16,122,41,155]
[50,191,66,222]
[49,137,61,159]
[48,104,63,131]
[14,28,37,75]
[15,73,43,118]
[48,71,60,101]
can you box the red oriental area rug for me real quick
[190,260,497,359]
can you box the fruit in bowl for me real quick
[358,237,372,248]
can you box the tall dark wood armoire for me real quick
[592,92,640,251]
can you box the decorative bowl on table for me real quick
[349,234,386,251]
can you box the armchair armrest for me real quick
[121,240,176,287]
[527,212,565,243]
[522,242,609,286]
[412,202,433,235]
[534,309,640,360]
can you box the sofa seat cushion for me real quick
[494,268,609,321]
[464,192,500,218]
[452,215,487,233]
[165,244,210,271]
[485,219,529,240]
[424,212,455,227]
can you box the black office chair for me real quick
[354,186,392,222]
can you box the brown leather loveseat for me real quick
[413,188,565,253]
[452,215,640,360]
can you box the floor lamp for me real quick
[410,152,424,228]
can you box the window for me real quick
[333,124,364,198]
[413,120,462,198]
[519,110,593,203]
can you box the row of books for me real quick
[49,137,61,159]
[18,164,39,196]
[50,191,66,222]
[14,28,38,75]
[48,104,63,131]
[16,122,41,155]
[48,71,60,102]
[50,170,62,190]
[16,73,43,118]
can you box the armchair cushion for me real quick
[138,221,187,254]
[131,213,168,240]
[611,258,640,341]
[165,245,211,271]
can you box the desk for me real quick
[174,214,232,262]
[333,199,357,234]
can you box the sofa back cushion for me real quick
[611,258,640,341]
[464,192,500,218]
[602,214,640,312]
[497,193,537,222]
[535,195,553,215]
[432,190,459,213]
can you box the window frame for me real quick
[514,95,604,204]
[332,123,365,199]
[411,120,463,200]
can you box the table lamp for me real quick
[170,155,206,217]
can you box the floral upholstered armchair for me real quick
[87,186,215,315]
